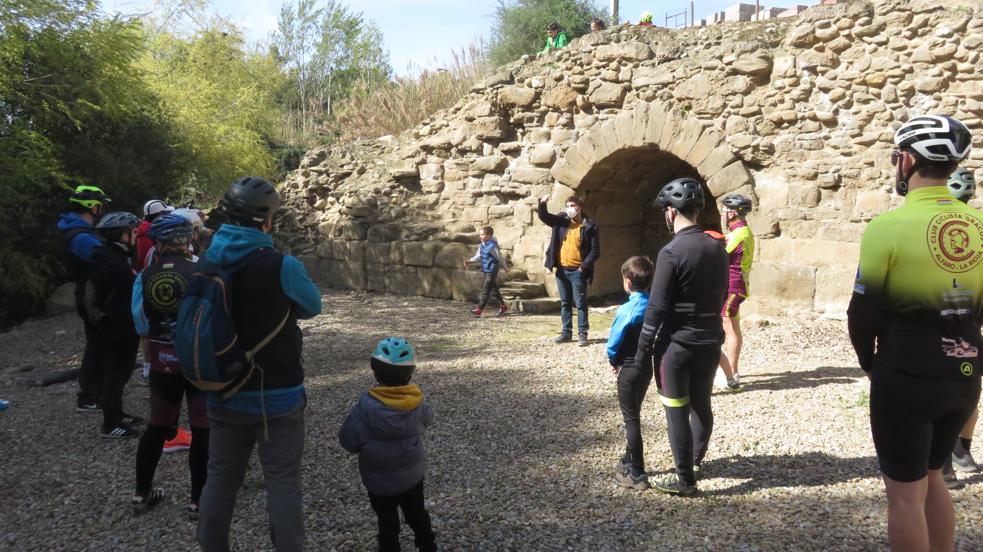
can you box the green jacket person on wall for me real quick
[543,22,569,53]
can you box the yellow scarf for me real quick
[369,384,423,411]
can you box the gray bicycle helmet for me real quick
[95,211,140,230]
[722,194,752,214]
[220,176,280,225]
[656,178,705,211]
[947,167,976,203]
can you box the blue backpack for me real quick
[175,251,289,399]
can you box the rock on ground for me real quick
[0,289,980,551]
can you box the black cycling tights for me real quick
[657,341,718,486]
[617,356,653,475]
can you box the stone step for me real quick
[499,280,547,299]
[509,297,561,314]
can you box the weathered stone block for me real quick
[749,262,816,310]
[434,242,472,268]
[472,117,508,140]
[462,206,489,223]
[814,264,856,314]
[853,189,891,218]
[322,259,367,289]
[511,166,552,184]
[364,242,392,264]
[542,85,578,111]
[631,67,674,88]
[588,82,627,107]
[419,163,443,180]
[732,55,773,80]
[400,241,441,267]
[529,144,556,166]
[697,144,738,177]
[673,74,713,100]
[499,85,537,107]
[337,222,369,241]
[472,156,509,173]
[753,174,789,211]
[594,41,653,62]
[707,161,754,198]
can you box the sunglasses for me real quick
[891,150,906,166]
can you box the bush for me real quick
[489,0,604,66]
[336,43,490,142]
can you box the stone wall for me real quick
[277,0,983,317]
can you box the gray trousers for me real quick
[197,402,305,552]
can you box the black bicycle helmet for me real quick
[722,194,752,214]
[894,115,972,163]
[220,176,280,225]
[656,178,705,211]
[95,211,141,230]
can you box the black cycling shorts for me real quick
[870,368,980,482]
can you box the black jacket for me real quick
[636,225,728,359]
[87,242,137,339]
[537,202,601,284]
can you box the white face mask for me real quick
[565,207,579,219]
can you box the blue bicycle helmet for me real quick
[149,213,195,244]
[370,337,416,382]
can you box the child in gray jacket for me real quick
[339,337,436,552]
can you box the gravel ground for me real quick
[1,289,980,551]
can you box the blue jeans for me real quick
[556,268,589,336]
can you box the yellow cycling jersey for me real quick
[848,186,983,378]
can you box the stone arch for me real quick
[550,101,756,296]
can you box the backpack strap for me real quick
[244,309,290,362]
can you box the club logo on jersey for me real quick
[942,337,978,359]
[961,362,974,377]
[146,271,189,313]
[927,212,983,273]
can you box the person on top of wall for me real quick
[542,22,569,54]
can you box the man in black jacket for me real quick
[538,194,600,346]
[88,211,144,438]
[634,178,728,496]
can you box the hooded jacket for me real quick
[537,203,601,284]
[339,384,433,496]
[203,224,322,415]
[58,213,105,309]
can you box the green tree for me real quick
[137,23,283,201]
[489,0,603,66]
[273,0,391,144]
[0,0,182,325]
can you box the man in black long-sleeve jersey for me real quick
[634,178,728,496]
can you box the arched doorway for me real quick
[550,101,754,296]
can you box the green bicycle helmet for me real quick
[69,185,111,209]
[947,167,976,203]
[370,337,416,382]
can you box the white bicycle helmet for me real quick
[894,115,972,163]
[171,207,204,229]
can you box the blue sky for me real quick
[101,1,762,74]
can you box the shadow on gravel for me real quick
[698,452,879,496]
[742,366,861,392]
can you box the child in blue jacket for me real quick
[339,338,436,552]
[606,256,655,490]
[465,226,510,317]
